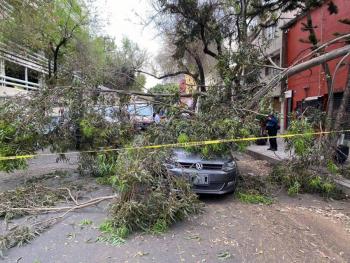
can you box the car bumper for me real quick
[167,167,238,195]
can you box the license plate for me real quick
[191,174,209,185]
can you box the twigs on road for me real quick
[0,187,119,252]
[30,193,119,228]
[4,193,118,215]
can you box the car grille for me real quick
[177,162,223,170]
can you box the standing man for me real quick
[154,112,161,124]
[266,113,279,151]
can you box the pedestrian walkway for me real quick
[246,137,292,164]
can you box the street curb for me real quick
[245,149,282,165]
[334,178,350,196]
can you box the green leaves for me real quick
[80,119,96,139]
[105,145,202,237]
[237,192,273,205]
[0,118,39,172]
[287,181,301,197]
[285,119,314,158]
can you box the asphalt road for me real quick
[1,154,349,263]
[3,193,350,263]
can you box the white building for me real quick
[257,12,296,132]
[0,1,48,98]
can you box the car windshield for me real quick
[105,107,118,117]
[128,104,153,117]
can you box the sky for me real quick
[89,0,162,89]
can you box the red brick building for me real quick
[281,0,350,127]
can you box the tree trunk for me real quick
[48,58,52,80]
[333,64,350,132]
[323,62,334,130]
[305,13,334,130]
[191,52,206,112]
[52,38,67,80]
[53,47,59,79]
[194,55,206,92]
[247,45,350,109]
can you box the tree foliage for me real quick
[150,0,339,103]
[1,0,88,81]
[107,144,202,235]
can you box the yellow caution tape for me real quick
[0,129,349,161]
[0,154,36,161]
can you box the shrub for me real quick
[284,119,314,158]
[287,181,301,197]
[115,226,129,239]
[236,192,273,205]
[97,154,117,177]
[322,182,336,194]
[78,153,117,177]
[80,119,96,139]
[271,162,344,199]
[308,176,322,191]
[327,160,339,174]
[151,218,168,234]
[107,147,202,236]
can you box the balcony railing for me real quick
[0,75,40,90]
[0,42,49,74]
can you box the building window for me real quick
[249,17,259,32]
[5,60,25,80]
[265,25,276,40]
[28,68,39,83]
[264,55,280,77]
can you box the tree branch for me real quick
[135,69,197,80]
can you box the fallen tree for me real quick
[247,43,350,109]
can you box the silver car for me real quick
[166,149,239,194]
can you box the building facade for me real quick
[281,0,350,129]
[257,12,296,132]
[0,1,48,98]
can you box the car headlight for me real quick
[223,160,237,171]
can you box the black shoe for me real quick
[271,148,277,151]
[267,148,273,151]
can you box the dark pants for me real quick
[267,127,278,150]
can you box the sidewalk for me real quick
[246,137,292,164]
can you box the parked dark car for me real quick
[166,149,239,194]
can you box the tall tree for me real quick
[1,0,88,83]
[151,0,336,103]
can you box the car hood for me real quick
[172,148,232,164]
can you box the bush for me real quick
[327,160,339,174]
[0,120,39,172]
[151,218,168,234]
[146,115,255,159]
[78,153,118,177]
[106,146,202,236]
[236,192,273,205]
[284,119,314,158]
[271,162,344,199]
[287,181,300,197]
[308,176,322,191]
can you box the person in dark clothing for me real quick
[266,114,279,151]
